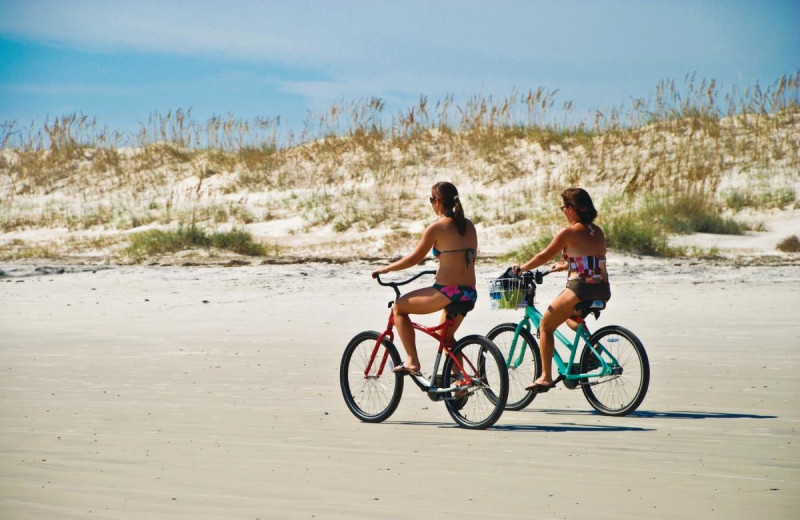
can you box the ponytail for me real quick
[451,195,467,235]
[432,181,467,235]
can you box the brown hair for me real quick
[562,188,598,225]
[432,181,467,235]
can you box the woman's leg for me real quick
[532,289,579,386]
[439,310,465,375]
[440,310,464,347]
[393,287,451,372]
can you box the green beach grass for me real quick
[124,227,269,260]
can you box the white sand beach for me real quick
[1,255,798,519]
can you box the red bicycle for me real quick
[340,270,509,429]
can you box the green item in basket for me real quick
[489,274,525,309]
[498,287,524,309]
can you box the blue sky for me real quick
[0,0,798,139]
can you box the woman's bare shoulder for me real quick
[426,217,448,233]
[554,225,575,241]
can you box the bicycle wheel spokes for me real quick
[487,323,541,411]
[443,336,508,429]
[581,326,649,416]
[340,331,404,423]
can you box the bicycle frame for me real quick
[342,270,511,428]
[364,274,477,395]
[509,301,617,383]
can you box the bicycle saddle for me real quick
[445,300,476,319]
[573,299,607,319]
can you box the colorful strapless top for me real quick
[563,251,606,283]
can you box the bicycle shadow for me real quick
[382,409,775,431]
[385,420,653,432]
[534,409,777,420]
[491,422,653,433]
[489,409,776,432]
[632,410,777,420]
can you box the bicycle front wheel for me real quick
[486,323,541,411]
[442,335,508,429]
[580,325,649,416]
[340,330,404,423]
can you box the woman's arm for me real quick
[372,223,436,277]
[516,228,568,272]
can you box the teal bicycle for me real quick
[487,270,649,415]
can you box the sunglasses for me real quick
[429,196,439,204]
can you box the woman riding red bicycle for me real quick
[371,181,478,376]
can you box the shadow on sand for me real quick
[489,409,776,431]
[535,409,777,420]
[381,409,774,431]
[385,420,652,433]
[490,422,653,433]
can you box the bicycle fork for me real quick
[508,319,533,369]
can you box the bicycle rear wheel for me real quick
[442,335,508,429]
[486,323,541,411]
[580,325,649,416]
[340,330,404,423]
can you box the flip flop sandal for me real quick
[392,365,422,377]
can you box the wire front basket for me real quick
[488,277,527,310]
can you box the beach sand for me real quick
[1,258,798,519]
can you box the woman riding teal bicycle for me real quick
[513,188,610,392]
[371,181,478,376]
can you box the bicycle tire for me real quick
[340,330,404,423]
[442,335,508,429]
[580,325,649,416]
[486,323,542,411]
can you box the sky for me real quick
[0,0,798,141]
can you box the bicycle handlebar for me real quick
[511,266,552,284]
[374,270,437,299]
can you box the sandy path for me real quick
[1,261,798,519]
